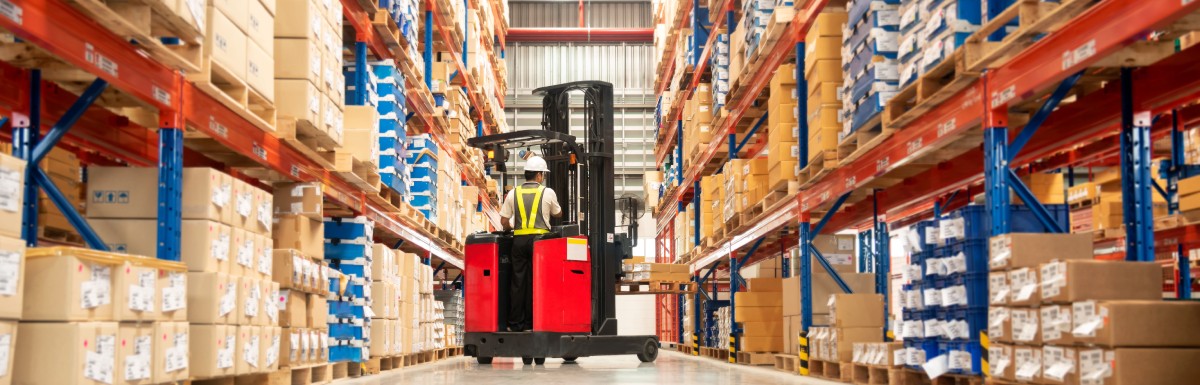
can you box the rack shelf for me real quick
[0,0,506,268]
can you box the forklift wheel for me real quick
[476,357,493,365]
[636,340,659,363]
[522,357,533,365]
[534,357,546,365]
[562,357,578,363]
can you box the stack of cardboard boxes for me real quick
[276,0,345,143]
[734,278,784,354]
[272,182,330,368]
[0,153,24,385]
[805,10,847,165]
[682,83,716,166]
[16,247,193,385]
[1068,168,1166,234]
[782,234,868,355]
[851,341,904,369]
[809,294,885,363]
[36,147,85,240]
[622,258,692,282]
[766,65,800,190]
[199,0,277,117]
[725,158,768,218]
[699,173,724,243]
[369,245,401,358]
[324,217,375,363]
[986,233,1200,384]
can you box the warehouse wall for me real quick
[510,1,652,28]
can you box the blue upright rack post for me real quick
[797,42,808,169]
[157,126,183,261]
[1120,68,1155,262]
[16,70,40,246]
[351,42,368,106]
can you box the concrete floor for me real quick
[337,351,846,384]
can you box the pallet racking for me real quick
[652,0,1200,369]
[0,0,507,270]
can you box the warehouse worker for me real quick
[499,155,563,332]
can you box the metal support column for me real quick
[798,220,813,330]
[797,42,808,169]
[424,7,434,89]
[694,181,701,248]
[676,120,683,185]
[728,254,740,362]
[351,41,369,106]
[16,70,40,246]
[157,127,183,261]
[1120,68,1154,262]
[984,126,1011,236]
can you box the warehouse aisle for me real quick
[339,352,845,384]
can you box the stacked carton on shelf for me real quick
[804,10,847,166]
[782,234,868,354]
[810,294,885,363]
[765,64,800,190]
[622,257,692,282]
[324,217,374,363]
[0,153,24,385]
[840,0,899,139]
[734,278,784,353]
[276,0,345,142]
[272,181,331,368]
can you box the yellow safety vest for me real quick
[514,183,550,236]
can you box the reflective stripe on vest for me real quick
[514,183,550,235]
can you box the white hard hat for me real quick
[525,156,550,173]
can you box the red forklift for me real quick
[462,81,659,365]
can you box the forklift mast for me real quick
[533,81,620,336]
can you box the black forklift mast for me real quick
[469,81,622,336]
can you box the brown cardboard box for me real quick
[1039,260,1162,304]
[274,38,322,85]
[987,343,1014,379]
[261,326,281,371]
[279,328,301,367]
[230,228,252,277]
[158,270,188,322]
[1009,307,1041,345]
[272,249,311,291]
[0,154,25,239]
[783,315,801,354]
[273,183,323,220]
[747,278,783,292]
[246,0,273,49]
[190,324,236,378]
[235,325,262,374]
[238,276,262,325]
[829,294,885,328]
[371,319,393,357]
[246,41,275,102]
[308,294,328,329]
[782,273,875,316]
[87,168,232,223]
[807,11,847,37]
[89,219,157,257]
[768,140,800,165]
[1009,345,1042,382]
[741,321,784,338]
[0,235,25,320]
[180,220,232,273]
[1074,348,1200,385]
[113,262,159,322]
[1073,301,1200,347]
[989,306,1011,342]
[1039,304,1074,345]
[274,0,321,39]
[188,272,236,324]
[279,289,307,327]
[734,292,783,307]
[275,79,323,126]
[23,249,121,321]
[988,233,1092,271]
[0,321,13,385]
[116,323,154,385]
[1007,267,1040,306]
[741,336,784,353]
[812,327,882,361]
[13,321,118,385]
[273,215,324,259]
[263,280,280,325]
[1040,345,1078,385]
[152,321,189,383]
[254,234,273,279]
[733,306,782,322]
[202,6,248,80]
[230,180,254,232]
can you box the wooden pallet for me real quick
[964,0,1095,72]
[883,49,980,130]
[838,123,896,167]
[187,52,276,133]
[275,117,340,169]
[888,369,986,385]
[39,225,83,245]
[333,151,381,195]
[678,344,697,356]
[699,347,730,361]
[66,0,204,73]
[809,359,849,381]
[616,281,696,295]
[736,351,776,366]
[851,363,892,385]
[798,150,839,187]
[773,354,797,373]
[261,364,331,385]
[372,11,406,51]
[330,362,350,380]
[728,9,793,101]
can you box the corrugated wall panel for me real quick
[510,1,651,28]
[505,43,654,96]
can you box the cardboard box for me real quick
[1008,307,1041,345]
[273,183,322,221]
[747,278,782,292]
[807,11,847,37]
[13,321,119,385]
[0,154,26,239]
[182,220,232,273]
[23,249,121,321]
[988,233,1092,271]
[829,294,885,328]
[734,292,782,307]
[0,321,13,385]
[238,276,262,325]
[159,270,188,322]
[733,306,783,322]
[1010,345,1042,382]
[1074,348,1200,385]
[113,261,160,322]
[279,289,308,327]
[308,294,328,329]
[1039,345,1078,384]
[987,343,1014,379]
[782,273,875,316]
[274,0,321,39]
[740,321,784,338]
[187,272,236,324]
[246,41,274,102]
[273,215,324,259]
[88,168,232,223]
[274,38,322,84]
[152,322,189,383]
[279,328,301,367]
[272,249,312,291]
[1038,304,1075,345]
[804,60,843,84]
[275,79,323,125]
[371,319,393,357]
[811,327,883,361]
[1007,267,1040,306]
[236,325,262,374]
[1074,301,1200,347]
[211,0,246,31]
[261,326,281,371]
[0,235,25,320]
[246,0,273,50]
[741,336,784,353]
[231,228,254,277]
[190,324,236,378]
[1039,260,1162,304]
[254,234,274,279]
[203,6,248,80]
[768,140,800,165]
[116,323,154,385]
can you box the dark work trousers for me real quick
[509,234,538,330]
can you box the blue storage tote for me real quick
[329,323,366,340]
[408,191,436,207]
[410,163,436,179]
[324,218,373,241]
[942,204,1070,243]
[946,340,983,375]
[325,242,371,261]
[329,259,369,279]
[903,339,940,370]
[329,345,366,362]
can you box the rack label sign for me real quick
[84,44,118,77]
[938,118,956,138]
[906,137,923,156]
[1062,39,1096,71]
[152,86,171,106]
[0,0,21,25]
[208,117,228,138]
[876,157,890,173]
[251,143,267,161]
[991,86,1016,109]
